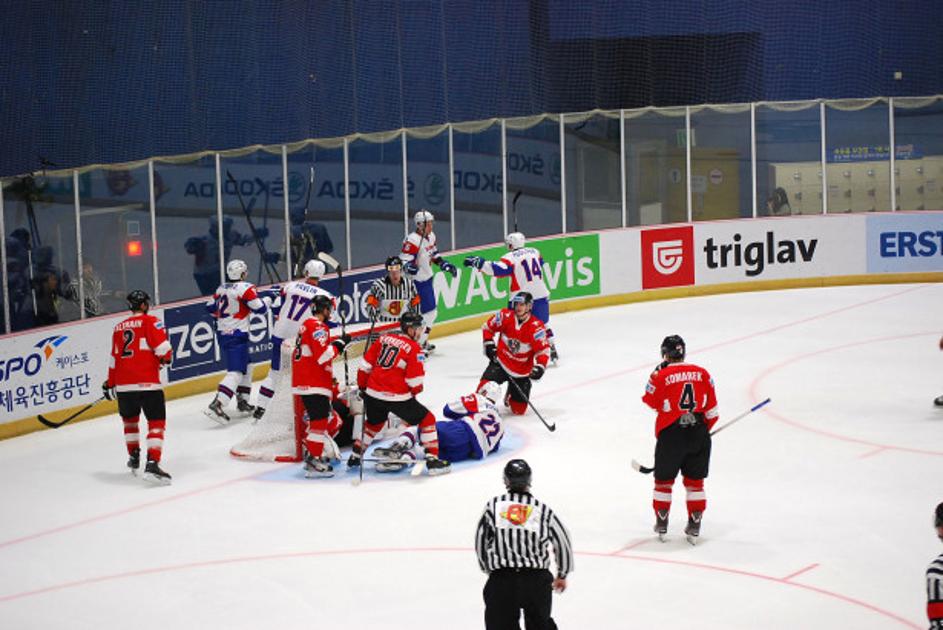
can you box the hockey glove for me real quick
[404,261,419,275]
[484,342,497,362]
[439,260,458,277]
[158,353,172,366]
[101,380,116,401]
[529,364,545,381]
[463,256,485,270]
[332,333,352,352]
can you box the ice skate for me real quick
[375,446,416,473]
[549,345,559,366]
[684,512,702,545]
[251,406,265,423]
[347,440,364,468]
[235,397,255,415]
[654,509,669,542]
[424,454,451,476]
[304,454,334,478]
[422,341,436,354]
[127,448,140,474]
[142,460,172,486]
[204,397,230,425]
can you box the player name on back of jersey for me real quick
[663,370,704,385]
[115,319,146,331]
[380,335,418,353]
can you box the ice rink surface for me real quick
[1,282,941,629]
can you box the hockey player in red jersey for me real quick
[641,335,719,544]
[291,294,350,478]
[354,311,451,475]
[478,291,550,416]
[101,290,174,485]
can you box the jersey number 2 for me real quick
[120,330,136,358]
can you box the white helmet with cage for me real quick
[226,259,248,281]
[414,209,434,227]
[303,259,326,280]
[477,381,502,403]
[505,232,526,251]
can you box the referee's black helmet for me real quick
[503,459,532,492]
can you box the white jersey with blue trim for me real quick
[443,393,505,458]
[400,231,439,282]
[209,281,265,334]
[271,281,335,340]
[483,247,550,300]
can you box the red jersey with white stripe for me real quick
[642,362,719,437]
[400,231,439,282]
[483,247,550,299]
[291,318,339,396]
[357,332,425,401]
[108,313,172,391]
[482,308,550,377]
[210,281,265,334]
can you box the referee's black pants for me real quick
[483,568,557,630]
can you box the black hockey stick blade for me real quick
[631,459,654,475]
[37,396,107,429]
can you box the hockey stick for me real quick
[293,167,317,278]
[225,170,281,284]
[499,362,555,432]
[631,398,772,475]
[37,396,107,429]
[511,190,522,233]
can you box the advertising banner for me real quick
[434,234,601,322]
[0,315,122,422]
[694,216,864,283]
[866,212,943,273]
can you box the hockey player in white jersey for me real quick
[463,232,559,363]
[204,259,270,423]
[399,209,457,353]
[252,259,335,421]
[373,381,505,472]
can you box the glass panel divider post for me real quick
[501,119,508,235]
[889,98,897,211]
[343,138,351,270]
[448,124,456,248]
[750,102,758,218]
[559,114,567,233]
[685,106,693,222]
[148,160,159,304]
[214,154,225,286]
[73,170,84,319]
[620,109,627,228]
[281,145,292,275]
[0,182,8,333]
[401,130,409,236]
[819,101,828,214]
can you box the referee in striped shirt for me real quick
[929,502,943,630]
[475,459,573,629]
[364,256,420,345]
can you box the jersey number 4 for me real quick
[678,382,696,412]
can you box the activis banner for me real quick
[694,216,864,283]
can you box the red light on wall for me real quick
[126,240,143,257]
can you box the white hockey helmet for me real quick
[505,232,526,250]
[414,209,434,226]
[226,259,248,281]
[477,381,502,403]
[303,259,326,279]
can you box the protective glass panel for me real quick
[453,125,503,248]
[756,105,822,216]
[690,108,751,220]
[155,156,221,302]
[348,138,404,269]
[506,120,561,237]
[825,102,891,214]
[564,114,621,231]
[406,131,452,253]
[3,172,79,330]
[78,166,154,317]
[285,145,345,278]
[893,100,943,211]
[624,108,687,226]
[219,151,289,288]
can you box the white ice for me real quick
[1,282,941,629]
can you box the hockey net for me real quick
[230,322,398,463]
[230,342,306,462]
